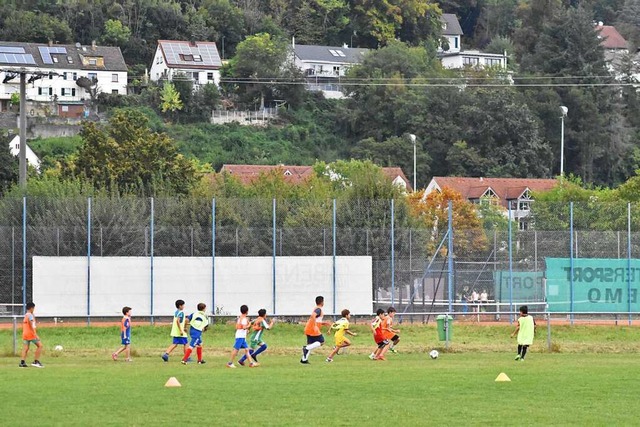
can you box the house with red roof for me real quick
[424,177,558,230]
[219,164,412,192]
[595,22,629,74]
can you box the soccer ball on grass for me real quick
[54,345,64,352]
[429,349,439,359]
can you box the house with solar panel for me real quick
[149,40,222,88]
[292,39,369,99]
[0,41,127,117]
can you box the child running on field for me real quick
[326,309,357,363]
[162,299,188,362]
[239,308,274,366]
[227,305,258,368]
[181,303,209,365]
[511,305,535,361]
[112,306,132,362]
[19,302,44,368]
[382,307,401,353]
[369,308,390,361]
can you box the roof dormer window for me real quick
[180,54,194,61]
[193,54,202,62]
[284,170,292,176]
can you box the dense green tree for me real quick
[100,19,131,46]
[70,109,197,195]
[160,81,183,114]
[0,145,18,195]
[0,10,73,43]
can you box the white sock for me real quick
[304,342,322,359]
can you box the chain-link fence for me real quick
[1,197,640,321]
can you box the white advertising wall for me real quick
[33,256,372,316]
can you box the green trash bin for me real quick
[436,315,453,341]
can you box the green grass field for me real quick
[2,322,640,426]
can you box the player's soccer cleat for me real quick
[161,353,169,362]
[226,362,236,369]
[198,360,206,364]
[18,361,28,368]
[375,356,386,361]
[31,361,44,368]
[368,353,375,360]
[249,362,260,368]
[326,357,333,363]
[302,346,309,360]
[389,347,398,353]
[124,358,133,362]
[181,360,187,365]
[514,355,521,361]
[111,353,118,361]
[238,359,245,366]
[300,359,309,364]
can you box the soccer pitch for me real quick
[2,323,639,426]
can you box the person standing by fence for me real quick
[19,302,43,368]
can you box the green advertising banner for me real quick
[493,271,545,303]
[546,258,639,312]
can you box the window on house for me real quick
[89,58,97,65]
[61,106,69,112]
[72,72,77,80]
[193,54,202,62]
[207,72,214,80]
[333,66,340,76]
[193,72,199,80]
[112,74,118,82]
[519,220,529,231]
[180,54,194,61]
[88,72,97,81]
[112,89,119,94]
[518,201,530,211]
[71,88,76,96]
[463,57,480,66]
[38,87,42,95]
[67,56,73,63]
[63,72,67,80]
[48,87,53,96]
[328,49,339,57]
[485,58,502,67]
[52,57,59,63]
[284,170,292,176]
[454,37,459,49]
[61,88,66,96]
[48,74,53,80]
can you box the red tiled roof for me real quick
[596,25,628,50]
[217,164,412,190]
[430,177,557,207]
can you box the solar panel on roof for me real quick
[0,46,26,54]
[38,46,67,64]
[0,52,36,65]
[161,42,220,66]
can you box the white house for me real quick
[149,40,222,87]
[292,41,369,99]
[8,135,40,171]
[438,14,508,70]
[0,41,127,117]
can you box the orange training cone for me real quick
[495,373,511,382]
[164,377,181,387]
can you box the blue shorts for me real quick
[306,335,325,345]
[233,338,248,350]
[189,334,203,347]
[23,339,40,345]
[172,337,188,345]
[121,337,130,345]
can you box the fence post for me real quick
[13,316,17,356]
[447,201,453,314]
[569,202,574,325]
[87,197,91,326]
[150,197,155,325]
[546,311,551,352]
[391,199,395,306]
[212,198,216,314]
[11,226,15,314]
[272,198,276,314]
[22,196,26,312]
[508,204,513,324]
[628,203,632,326]
[332,199,337,315]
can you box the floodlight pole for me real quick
[409,134,417,191]
[19,72,27,189]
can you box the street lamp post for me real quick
[560,106,568,177]
[409,134,417,191]
[221,36,225,60]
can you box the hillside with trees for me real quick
[2,0,640,195]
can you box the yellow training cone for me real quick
[495,373,511,382]
[164,377,182,387]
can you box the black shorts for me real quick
[376,339,389,349]
[307,334,325,345]
[390,334,400,341]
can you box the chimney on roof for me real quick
[292,36,295,48]
[343,43,348,49]
[48,40,53,47]
[91,40,96,50]
[190,40,197,47]
[479,177,483,182]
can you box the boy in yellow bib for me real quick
[326,309,357,363]
[511,305,535,361]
